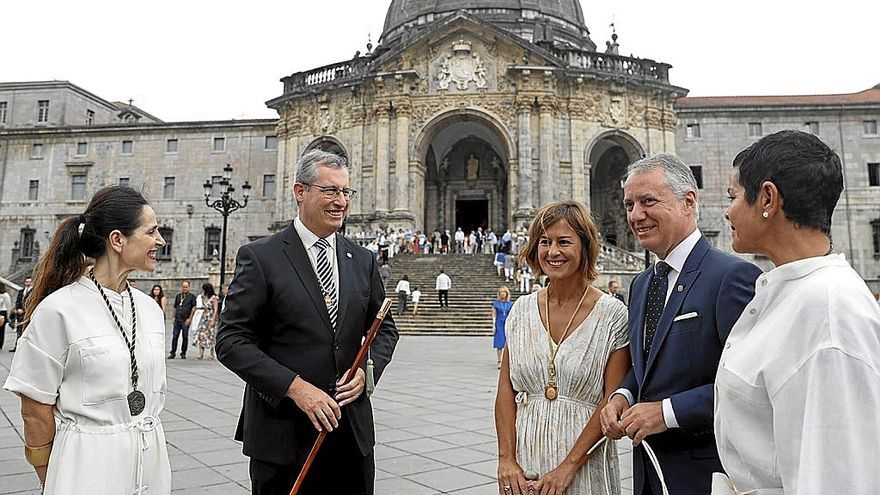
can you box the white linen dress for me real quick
[506,293,629,494]
[3,276,171,494]
[714,254,880,494]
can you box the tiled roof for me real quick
[676,85,880,108]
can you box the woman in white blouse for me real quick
[3,186,171,494]
[717,130,880,494]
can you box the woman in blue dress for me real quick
[492,286,514,368]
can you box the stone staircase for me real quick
[384,253,523,336]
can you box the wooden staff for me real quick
[289,297,393,495]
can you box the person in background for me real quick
[411,286,422,317]
[517,266,532,294]
[491,286,513,369]
[395,275,411,315]
[2,186,170,494]
[714,130,880,493]
[168,280,196,359]
[0,284,10,351]
[9,276,32,352]
[495,201,630,495]
[191,283,219,360]
[607,280,626,305]
[503,249,516,282]
[150,284,168,314]
[378,263,392,290]
[494,249,506,278]
[436,269,452,311]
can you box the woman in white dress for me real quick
[495,201,630,495]
[190,283,218,360]
[3,186,171,494]
[716,130,880,493]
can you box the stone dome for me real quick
[380,0,595,51]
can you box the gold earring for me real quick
[762,211,769,218]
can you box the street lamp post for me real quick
[203,164,251,291]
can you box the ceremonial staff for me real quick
[289,298,393,495]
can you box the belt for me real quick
[515,391,598,410]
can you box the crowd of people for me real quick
[3,132,880,495]
[353,225,530,262]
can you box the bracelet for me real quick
[24,441,52,467]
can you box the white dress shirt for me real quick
[715,254,880,493]
[435,273,452,290]
[615,228,702,428]
[294,217,339,297]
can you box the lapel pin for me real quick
[346,252,352,258]
[677,285,684,292]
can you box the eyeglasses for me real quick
[299,182,357,200]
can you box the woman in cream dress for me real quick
[3,186,171,494]
[495,201,630,495]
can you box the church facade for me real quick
[1,1,878,286]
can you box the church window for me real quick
[869,163,880,187]
[19,227,36,260]
[0,102,7,124]
[28,180,39,201]
[872,220,880,257]
[118,177,130,187]
[31,143,43,159]
[689,166,704,189]
[122,140,133,154]
[213,137,226,152]
[686,124,701,138]
[164,177,175,199]
[76,142,88,156]
[37,100,49,123]
[204,226,221,260]
[865,120,878,136]
[748,122,762,137]
[71,174,86,201]
[804,122,819,135]
[263,174,276,198]
[158,226,173,260]
[85,109,94,125]
[166,139,178,153]
[265,135,278,150]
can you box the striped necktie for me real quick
[313,237,337,329]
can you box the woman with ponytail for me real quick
[3,186,172,494]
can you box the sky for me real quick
[5,0,876,122]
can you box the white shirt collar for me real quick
[658,227,701,274]
[294,217,336,251]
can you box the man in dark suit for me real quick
[600,153,761,495]
[608,280,627,305]
[216,149,398,495]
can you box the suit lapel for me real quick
[629,270,651,385]
[281,224,333,331]
[334,234,353,330]
[644,237,709,376]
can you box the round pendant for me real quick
[127,390,146,416]
[544,385,558,401]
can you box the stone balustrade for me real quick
[598,242,646,273]
[282,57,371,93]
[551,48,671,82]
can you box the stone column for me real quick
[393,102,411,212]
[539,97,555,206]
[438,182,448,229]
[569,104,587,202]
[514,96,534,219]
[374,104,390,212]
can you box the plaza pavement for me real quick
[0,328,634,494]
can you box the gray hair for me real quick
[294,149,348,185]
[625,152,699,201]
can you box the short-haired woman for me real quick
[495,200,630,495]
[2,186,171,494]
[715,130,880,493]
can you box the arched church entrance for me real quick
[588,131,644,251]
[415,110,514,235]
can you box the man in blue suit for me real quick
[600,153,761,495]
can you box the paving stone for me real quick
[406,466,495,493]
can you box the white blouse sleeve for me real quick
[770,347,880,494]
[2,303,70,404]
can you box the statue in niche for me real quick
[439,157,450,175]
[466,154,480,180]
[490,155,501,172]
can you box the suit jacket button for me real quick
[333,342,340,351]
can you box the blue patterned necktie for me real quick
[313,238,337,329]
[644,261,671,360]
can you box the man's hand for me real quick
[600,394,630,440]
[335,368,365,407]
[619,401,667,445]
[183,318,191,327]
[286,377,341,432]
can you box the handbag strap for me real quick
[641,440,670,495]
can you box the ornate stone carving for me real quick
[438,40,488,91]
[466,154,480,180]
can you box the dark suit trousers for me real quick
[250,416,374,495]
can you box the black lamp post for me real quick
[203,164,251,291]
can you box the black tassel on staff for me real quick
[289,298,393,495]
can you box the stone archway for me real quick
[305,136,348,161]
[412,109,515,234]
[587,131,644,251]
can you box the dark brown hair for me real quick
[26,186,149,324]
[518,201,601,281]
